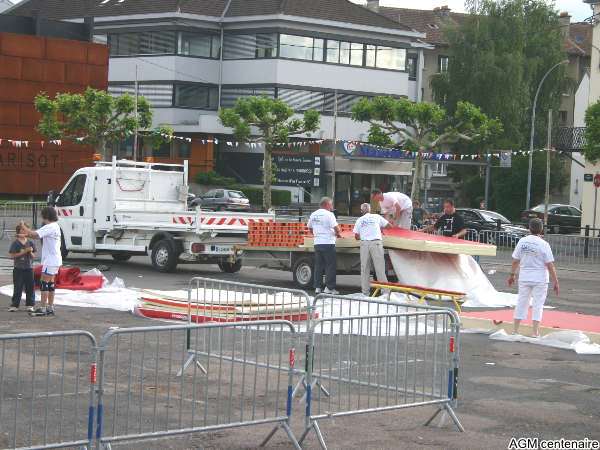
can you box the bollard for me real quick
[584,225,590,259]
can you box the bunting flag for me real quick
[1,134,555,160]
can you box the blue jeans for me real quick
[314,244,336,290]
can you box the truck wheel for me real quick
[112,252,132,262]
[151,239,179,272]
[218,260,242,273]
[292,257,314,289]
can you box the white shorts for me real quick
[42,265,60,276]
[514,282,548,322]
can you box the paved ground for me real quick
[0,244,598,449]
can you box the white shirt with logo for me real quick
[37,222,63,268]
[308,209,338,245]
[379,192,412,215]
[512,235,554,283]
[353,213,389,241]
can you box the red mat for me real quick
[381,228,489,246]
[461,309,600,334]
[33,265,104,291]
[137,306,311,323]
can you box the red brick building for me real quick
[0,26,108,196]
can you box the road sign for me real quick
[594,173,600,188]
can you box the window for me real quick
[558,110,568,126]
[460,210,480,222]
[152,141,171,158]
[438,55,449,73]
[431,163,447,176]
[176,141,191,158]
[223,33,277,59]
[407,54,418,80]
[214,190,224,198]
[179,33,219,58]
[108,32,176,56]
[326,40,340,63]
[365,45,406,70]
[115,136,134,159]
[279,34,323,61]
[569,207,582,217]
[326,40,364,66]
[174,84,218,109]
[557,207,571,215]
[57,174,87,207]
[220,86,276,108]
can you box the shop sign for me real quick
[273,154,321,187]
[0,150,61,171]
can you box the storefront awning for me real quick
[325,156,413,176]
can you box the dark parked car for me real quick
[520,204,582,234]
[191,189,250,211]
[456,208,529,245]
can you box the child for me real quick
[8,224,36,312]
[507,218,560,337]
[19,207,62,316]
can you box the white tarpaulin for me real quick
[489,329,600,355]
[388,250,517,308]
[0,276,139,312]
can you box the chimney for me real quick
[434,5,451,18]
[366,0,379,12]
[559,11,571,38]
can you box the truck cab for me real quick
[52,158,272,272]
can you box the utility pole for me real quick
[544,109,552,226]
[133,64,139,161]
[331,90,338,204]
[484,154,491,209]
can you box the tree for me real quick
[351,97,501,200]
[584,101,600,163]
[430,0,569,215]
[35,87,171,159]
[218,96,320,210]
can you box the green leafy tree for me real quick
[351,97,501,200]
[584,101,600,163]
[431,0,569,214]
[35,87,172,159]
[219,96,320,210]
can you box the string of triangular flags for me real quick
[2,134,555,159]
[0,139,63,148]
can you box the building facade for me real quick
[8,0,428,208]
[0,17,108,196]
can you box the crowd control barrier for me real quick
[0,330,97,450]
[299,296,463,449]
[94,321,301,449]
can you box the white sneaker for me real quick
[324,288,339,295]
[315,288,322,294]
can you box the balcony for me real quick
[554,126,586,152]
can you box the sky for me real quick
[355,0,592,22]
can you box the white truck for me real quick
[50,158,273,272]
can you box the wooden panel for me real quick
[45,37,87,63]
[0,54,22,79]
[65,63,88,85]
[0,103,20,126]
[43,60,66,83]
[21,58,45,82]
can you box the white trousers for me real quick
[514,282,548,322]
[360,240,387,296]
[398,208,413,230]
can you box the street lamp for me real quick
[525,59,569,210]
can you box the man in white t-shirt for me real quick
[353,203,391,296]
[507,218,559,337]
[20,207,63,316]
[307,197,341,295]
[371,189,413,229]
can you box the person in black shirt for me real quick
[427,199,467,238]
[8,224,36,311]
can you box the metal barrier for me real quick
[478,229,600,269]
[0,202,45,239]
[95,321,301,449]
[300,307,463,449]
[179,277,311,376]
[0,330,97,450]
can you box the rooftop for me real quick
[7,0,414,32]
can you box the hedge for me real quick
[240,187,291,206]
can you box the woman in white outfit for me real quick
[507,218,559,337]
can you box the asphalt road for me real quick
[0,245,598,449]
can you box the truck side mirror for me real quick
[47,190,56,206]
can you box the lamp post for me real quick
[525,59,569,210]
